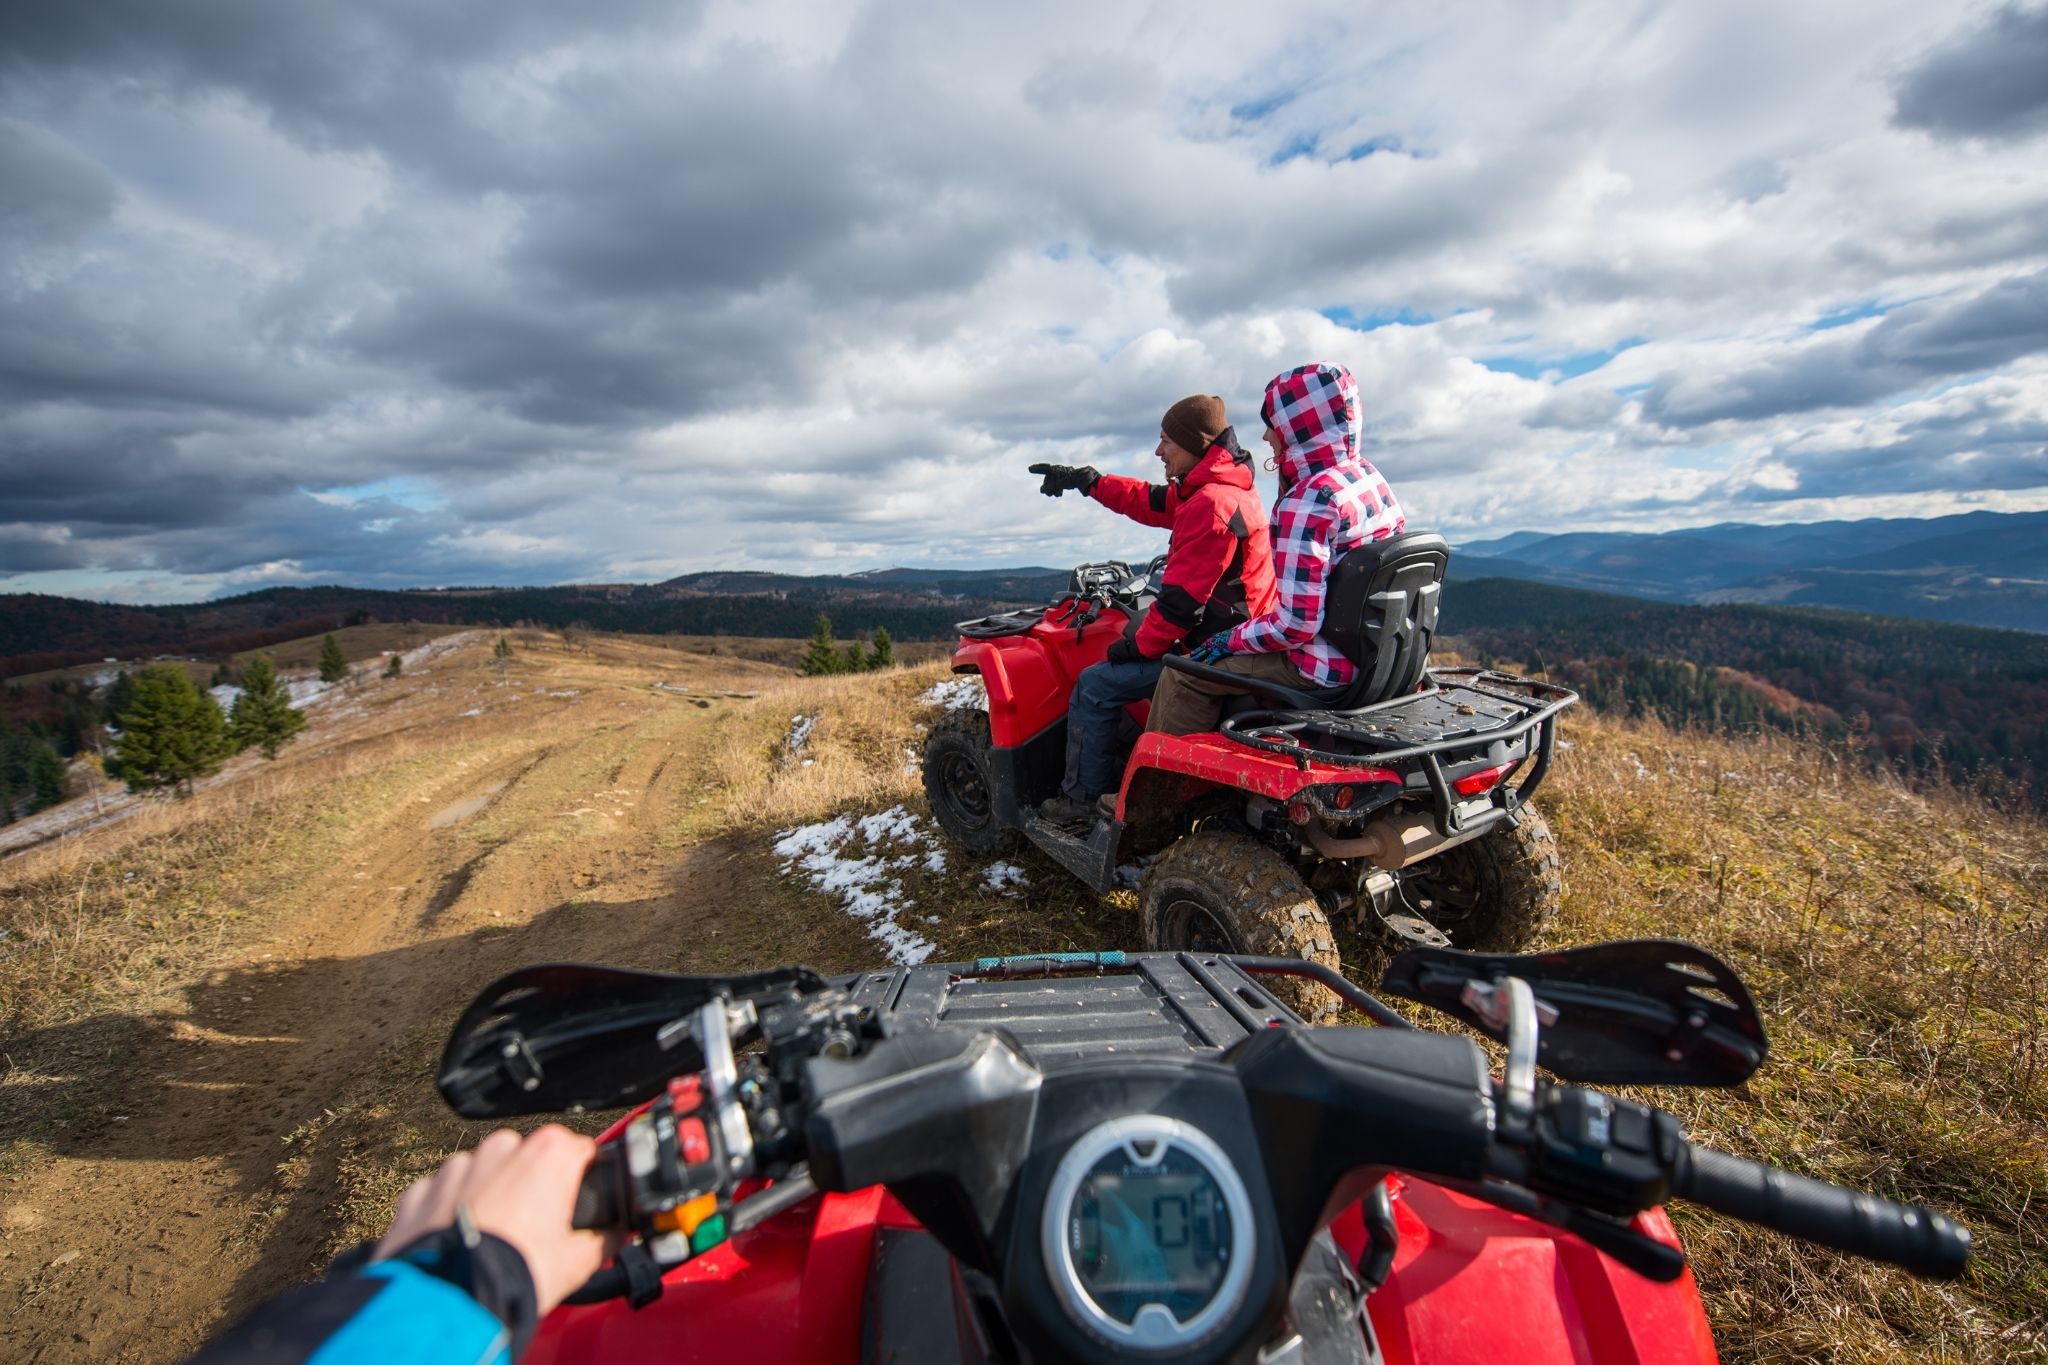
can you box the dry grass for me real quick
[1544,713,2047,1363]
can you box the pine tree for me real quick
[492,635,514,677]
[842,640,867,671]
[318,633,349,684]
[228,654,306,759]
[103,670,136,725]
[27,742,67,810]
[868,627,894,670]
[800,614,843,676]
[115,665,229,794]
[384,653,403,679]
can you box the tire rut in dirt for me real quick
[1138,832,1343,1021]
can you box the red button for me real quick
[679,1117,711,1165]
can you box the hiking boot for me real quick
[1037,792,1100,825]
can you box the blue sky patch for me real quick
[1321,305,1435,332]
[1480,338,1646,381]
[1229,92,1294,122]
[1809,300,1888,330]
[309,476,441,511]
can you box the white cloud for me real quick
[3,0,2046,596]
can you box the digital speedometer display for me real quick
[1042,1115,1256,1352]
[1068,1149,1232,1323]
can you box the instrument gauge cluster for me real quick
[1040,1115,1257,1354]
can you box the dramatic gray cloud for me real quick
[2,0,2047,602]
[1892,3,2048,142]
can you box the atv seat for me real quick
[1161,530,1449,713]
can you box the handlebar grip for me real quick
[572,1146,625,1231]
[1672,1144,1970,1280]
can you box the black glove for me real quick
[1105,637,1144,665]
[1028,462,1100,497]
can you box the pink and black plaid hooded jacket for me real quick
[1226,363,1405,687]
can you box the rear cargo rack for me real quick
[1220,669,1578,829]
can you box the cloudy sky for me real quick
[3,1,2046,602]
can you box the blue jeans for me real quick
[1063,658,1166,799]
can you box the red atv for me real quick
[437,941,1969,1363]
[923,532,1577,1014]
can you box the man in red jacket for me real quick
[1028,395,1279,822]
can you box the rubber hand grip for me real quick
[1672,1144,1970,1280]
[572,1146,624,1231]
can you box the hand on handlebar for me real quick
[1028,463,1100,497]
[375,1125,613,1315]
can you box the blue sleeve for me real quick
[189,1261,512,1365]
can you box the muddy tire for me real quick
[1139,832,1342,1022]
[1399,803,1561,951]
[922,709,1022,858]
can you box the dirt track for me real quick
[0,635,892,1362]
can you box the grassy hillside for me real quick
[0,631,2041,1361]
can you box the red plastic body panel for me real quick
[1112,731,1402,818]
[529,1156,1718,1363]
[951,606,1140,746]
[1330,1178,1719,1365]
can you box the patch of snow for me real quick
[460,707,486,717]
[783,713,818,765]
[983,862,1027,893]
[923,847,947,874]
[401,631,485,670]
[919,677,986,712]
[772,804,939,965]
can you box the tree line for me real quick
[0,633,377,821]
[799,615,897,675]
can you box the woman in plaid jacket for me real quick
[1145,362,1405,735]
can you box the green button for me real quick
[688,1213,727,1256]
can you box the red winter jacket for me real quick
[1088,440,1279,659]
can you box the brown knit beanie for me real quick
[1160,394,1227,459]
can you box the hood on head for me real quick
[1261,363,1361,481]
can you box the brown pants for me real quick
[1145,651,1344,735]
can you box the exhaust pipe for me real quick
[1303,808,1491,870]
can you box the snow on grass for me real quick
[983,861,1027,894]
[401,631,485,670]
[919,676,986,711]
[773,804,944,965]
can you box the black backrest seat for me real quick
[1319,530,1448,709]
[1160,531,1449,717]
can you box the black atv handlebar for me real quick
[1670,1143,1971,1280]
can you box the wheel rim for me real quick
[936,749,992,828]
[1397,844,1494,939]
[1164,896,1241,955]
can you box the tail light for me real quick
[1452,764,1512,797]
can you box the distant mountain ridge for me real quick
[1450,509,2048,632]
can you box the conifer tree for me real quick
[27,742,67,809]
[103,670,135,725]
[228,654,306,759]
[868,627,894,670]
[384,653,403,679]
[492,635,514,677]
[843,640,867,672]
[115,665,229,794]
[318,633,349,684]
[800,614,843,676]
